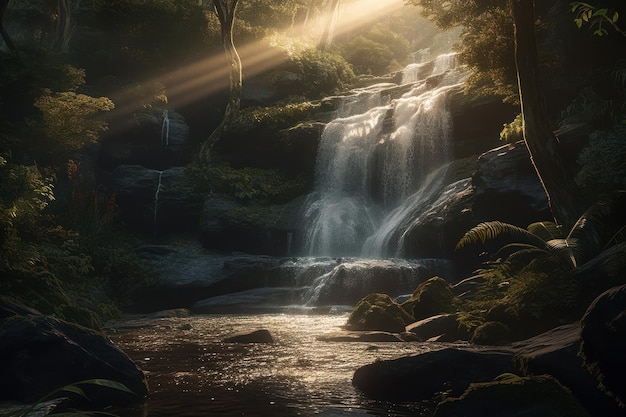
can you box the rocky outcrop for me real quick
[472,141,550,226]
[401,277,458,321]
[0,301,147,408]
[580,284,626,408]
[433,375,590,417]
[352,346,517,401]
[405,313,468,342]
[111,165,203,234]
[99,109,189,170]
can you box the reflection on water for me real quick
[108,314,436,416]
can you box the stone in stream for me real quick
[222,329,274,344]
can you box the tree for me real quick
[0,0,17,52]
[199,0,242,162]
[318,0,341,50]
[511,0,586,230]
[409,0,587,230]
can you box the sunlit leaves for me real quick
[34,90,114,150]
[571,1,625,37]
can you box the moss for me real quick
[347,293,413,333]
[470,321,513,346]
[434,375,590,417]
[402,277,458,321]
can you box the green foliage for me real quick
[291,47,356,98]
[34,90,114,151]
[499,114,524,143]
[340,24,410,75]
[4,379,132,417]
[559,86,626,130]
[571,2,624,37]
[577,127,626,200]
[238,101,320,128]
[189,162,306,202]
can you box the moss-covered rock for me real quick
[402,277,458,321]
[471,321,513,346]
[347,293,413,333]
[433,374,590,417]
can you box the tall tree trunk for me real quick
[318,0,341,50]
[511,0,586,231]
[0,0,17,52]
[199,0,241,163]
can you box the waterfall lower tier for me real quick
[299,53,467,258]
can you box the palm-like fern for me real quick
[456,192,626,273]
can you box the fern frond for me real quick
[527,221,563,241]
[456,221,546,250]
[545,238,581,270]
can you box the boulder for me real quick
[317,331,403,343]
[402,277,458,321]
[346,293,413,333]
[433,375,590,417]
[0,310,147,407]
[471,142,550,226]
[352,346,517,401]
[471,321,513,346]
[405,313,468,342]
[513,323,623,416]
[223,329,274,344]
[580,284,626,408]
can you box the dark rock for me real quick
[223,329,274,344]
[111,165,203,234]
[200,194,304,256]
[471,321,513,346]
[317,331,403,343]
[99,109,189,170]
[346,293,413,333]
[433,375,590,417]
[406,313,468,342]
[352,347,516,401]
[402,277,458,321]
[0,314,147,407]
[472,142,550,227]
[580,284,626,408]
[448,92,518,158]
[513,323,623,416]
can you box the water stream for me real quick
[109,314,443,417]
[299,53,466,257]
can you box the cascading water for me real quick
[300,53,466,258]
[153,170,164,236]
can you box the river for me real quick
[108,313,439,416]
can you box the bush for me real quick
[292,48,355,98]
[341,36,396,76]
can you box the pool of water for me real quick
[107,313,438,416]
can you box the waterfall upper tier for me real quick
[299,53,467,257]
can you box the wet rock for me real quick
[472,142,550,226]
[471,321,513,346]
[433,375,590,417]
[352,346,516,401]
[405,313,468,342]
[111,165,203,234]
[580,284,626,408]
[0,308,147,407]
[223,329,274,344]
[401,277,458,321]
[317,331,403,343]
[513,323,623,417]
[346,293,413,333]
[100,108,189,170]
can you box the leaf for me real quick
[594,8,608,17]
[77,379,135,396]
[494,372,522,382]
[575,18,583,28]
[613,11,619,23]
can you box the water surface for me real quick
[109,313,437,416]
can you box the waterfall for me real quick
[300,53,465,257]
[153,170,164,235]
[161,109,170,146]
